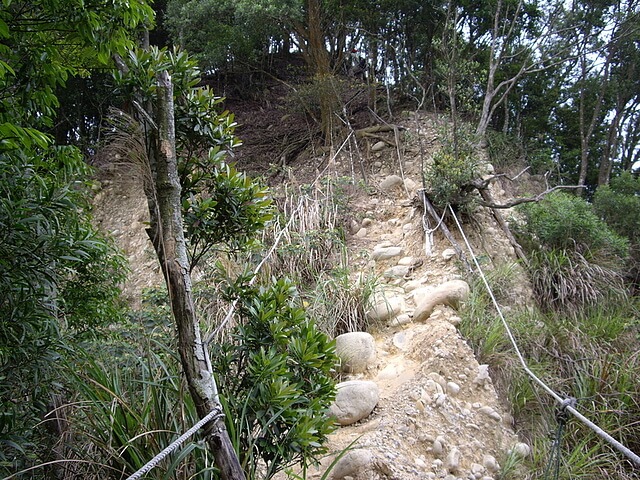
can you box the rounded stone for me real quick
[330,380,379,426]
[326,449,375,479]
[412,280,470,322]
[511,442,531,458]
[379,174,403,191]
[335,332,376,374]
[366,295,405,323]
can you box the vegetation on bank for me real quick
[1,0,639,478]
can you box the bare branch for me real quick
[476,185,584,209]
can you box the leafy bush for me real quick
[423,147,478,211]
[593,171,640,246]
[515,191,628,261]
[514,192,629,313]
[211,278,338,479]
[0,148,128,470]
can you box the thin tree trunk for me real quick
[307,0,333,142]
[598,99,627,186]
[148,71,245,480]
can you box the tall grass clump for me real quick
[460,247,640,478]
[306,266,380,337]
[514,191,629,314]
[262,178,351,287]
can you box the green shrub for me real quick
[212,277,338,479]
[515,191,629,261]
[593,172,640,246]
[423,147,477,211]
[515,192,629,312]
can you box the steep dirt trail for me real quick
[93,112,531,479]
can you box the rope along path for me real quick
[125,407,224,480]
[448,205,640,468]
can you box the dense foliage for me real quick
[163,0,640,190]
[514,192,629,312]
[213,278,337,479]
[0,0,152,470]
[110,46,273,270]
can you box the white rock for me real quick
[432,437,445,457]
[372,141,387,152]
[474,364,490,386]
[379,174,403,191]
[384,265,411,278]
[446,381,461,396]
[372,246,404,260]
[442,248,457,261]
[479,406,502,422]
[511,442,531,458]
[471,463,485,477]
[330,381,379,426]
[326,449,375,479]
[483,455,500,473]
[412,280,470,322]
[393,331,409,350]
[366,295,405,323]
[446,447,461,472]
[335,332,376,374]
[355,227,367,238]
[388,313,411,327]
[448,315,462,327]
[398,256,415,266]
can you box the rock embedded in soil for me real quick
[379,174,403,191]
[372,245,404,260]
[335,332,376,374]
[330,380,379,426]
[365,294,405,323]
[412,280,471,322]
[325,448,374,479]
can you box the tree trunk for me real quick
[306,0,334,143]
[147,71,245,480]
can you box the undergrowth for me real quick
[460,266,640,479]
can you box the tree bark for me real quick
[306,0,334,142]
[147,70,245,480]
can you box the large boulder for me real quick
[330,380,379,426]
[412,280,470,323]
[335,332,376,374]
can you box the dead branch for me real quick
[475,185,584,209]
[355,124,405,138]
